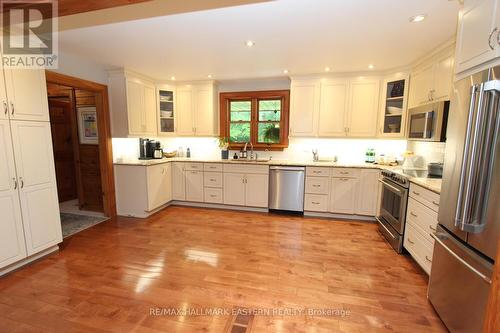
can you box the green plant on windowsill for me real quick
[217,136,229,150]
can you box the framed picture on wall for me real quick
[77,107,98,144]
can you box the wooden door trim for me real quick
[45,71,117,218]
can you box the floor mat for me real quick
[60,213,109,238]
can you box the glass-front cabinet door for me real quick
[379,74,409,138]
[157,85,175,135]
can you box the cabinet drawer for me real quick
[204,163,223,172]
[184,162,204,171]
[204,172,223,188]
[406,198,438,243]
[304,194,328,212]
[306,167,330,177]
[223,163,269,175]
[331,168,360,178]
[409,183,440,212]
[404,221,434,275]
[305,177,329,194]
[204,188,223,204]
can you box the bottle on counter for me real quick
[178,147,184,157]
[186,148,191,158]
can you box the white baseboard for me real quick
[170,201,269,213]
[0,245,59,277]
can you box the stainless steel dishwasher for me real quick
[269,166,305,212]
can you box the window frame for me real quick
[219,90,290,151]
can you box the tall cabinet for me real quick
[0,68,62,272]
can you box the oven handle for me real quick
[378,179,404,195]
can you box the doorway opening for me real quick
[45,71,116,238]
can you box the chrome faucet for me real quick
[312,149,319,162]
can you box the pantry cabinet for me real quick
[175,82,217,136]
[10,121,62,256]
[108,70,157,137]
[290,77,380,138]
[408,46,454,109]
[0,120,26,268]
[455,0,500,74]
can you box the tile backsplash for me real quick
[406,141,446,167]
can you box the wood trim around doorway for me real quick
[45,70,117,218]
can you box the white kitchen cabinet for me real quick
[108,70,157,137]
[455,0,500,74]
[185,170,204,202]
[245,174,269,208]
[223,173,246,206]
[0,120,26,269]
[146,163,172,211]
[356,169,380,216]
[408,46,454,109]
[157,85,176,136]
[318,79,348,136]
[172,162,186,200]
[329,177,358,214]
[378,74,409,138]
[347,79,380,137]
[3,69,49,122]
[289,79,320,136]
[10,121,62,256]
[0,61,7,120]
[176,82,217,136]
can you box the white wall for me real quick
[54,51,109,84]
[217,77,290,92]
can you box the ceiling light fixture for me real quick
[170,76,176,80]
[245,40,255,47]
[207,74,212,78]
[283,69,289,74]
[368,64,375,69]
[409,14,427,23]
[324,67,331,72]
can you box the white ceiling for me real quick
[57,0,460,81]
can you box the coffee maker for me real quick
[139,138,155,160]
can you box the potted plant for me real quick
[218,136,229,159]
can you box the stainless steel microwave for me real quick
[406,101,449,142]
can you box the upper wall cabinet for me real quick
[157,84,176,136]
[290,77,380,138]
[108,70,157,138]
[408,45,454,109]
[455,0,500,75]
[0,68,49,122]
[175,81,217,137]
[378,73,409,138]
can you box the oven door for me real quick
[378,178,408,234]
[408,111,434,139]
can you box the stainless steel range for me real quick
[376,170,409,253]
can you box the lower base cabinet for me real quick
[223,164,269,208]
[185,170,204,202]
[223,173,245,206]
[330,177,358,214]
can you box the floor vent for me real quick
[224,307,254,333]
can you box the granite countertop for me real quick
[113,157,442,194]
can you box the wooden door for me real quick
[4,69,49,121]
[455,0,499,74]
[0,120,27,268]
[223,173,245,206]
[348,79,380,137]
[176,87,194,135]
[185,170,204,202]
[126,79,145,136]
[245,173,269,208]
[318,79,348,137]
[49,99,77,202]
[172,162,186,200]
[194,84,216,136]
[290,80,320,136]
[143,85,157,136]
[330,177,358,214]
[10,121,62,255]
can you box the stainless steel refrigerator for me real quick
[428,66,499,333]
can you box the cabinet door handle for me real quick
[412,191,420,196]
[407,238,415,244]
[210,178,216,181]
[3,101,7,115]
[10,102,14,115]
[13,177,17,189]
[429,225,437,232]
[425,256,432,263]
[489,27,498,50]
[312,184,320,187]
[19,177,24,188]
[311,201,320,205]
[432,200,439,206]
[410,211,418,218]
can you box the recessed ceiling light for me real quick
[368,64,375,69]
[324,67,331,72]
[409,14,427,23]
[245,40,255,47]
[283,69,289,74]
[170,76,176,80]
[207,74,212,78]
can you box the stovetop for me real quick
[381,168,442,188]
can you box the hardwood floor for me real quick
[0,206,446,332]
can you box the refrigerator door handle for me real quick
[431,233,492,284]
